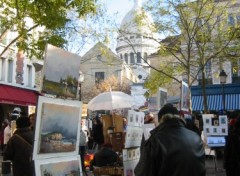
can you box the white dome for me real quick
[120,0,154,35]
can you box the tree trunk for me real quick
[201,69,208,113]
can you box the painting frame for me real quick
[34,155,82,176]
[33,96,82,160]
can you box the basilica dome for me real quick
[119,0,154,35]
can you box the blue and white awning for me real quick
[192,94,240,111]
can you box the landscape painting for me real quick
[41,44,81,99]
[35,155,82,176]
[33,96,82,159]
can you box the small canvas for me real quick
[35,155,81,176]
[204,126,212,136]
[33,96,82,160]
[128,110,135,127]
[219,115,228,126]
[202,114,214,127]
[219,127,228,136]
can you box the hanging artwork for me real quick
[33,96,82,160]
[35,155,82,176]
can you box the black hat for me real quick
[16,116,30,128]
[158,103,179,120]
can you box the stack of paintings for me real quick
[33,44,83,176]
[33,96,82,176]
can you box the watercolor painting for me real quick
[35,155,82,176]
[33,96,82,159]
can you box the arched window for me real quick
[144,52,147,59]
[124,53,128,63]
[120,54,123,59]
[137,52,141,63]
[130,53,135,64]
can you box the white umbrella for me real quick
[87,91,135,111]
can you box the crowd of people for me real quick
[0,105,240,176]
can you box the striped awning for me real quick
[192,94,240,111]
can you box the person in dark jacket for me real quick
[224,116,240,176]
[134,103,206,176]
[92,117,104,150]
[90,143,118,168]
[3,116,34,176]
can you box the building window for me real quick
[228,15,235,26]
[232,60,240,83]
[136,34,141,38]
[95,72,104,84]
[124,53,128,63]
[137,52,141,63]
[205,60,212,78]
[7,59,13,83]
[27,65,32,87]
[120,54,123,59]
[237,15,240,24]
[144,52,147,59]
[130,53,135,64]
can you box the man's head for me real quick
[16,116,30,129]
[158,103,179,124]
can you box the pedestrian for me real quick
[92,117,104,151]
[3,120,11,152]
[79,121,88,173]
[134,103,206,176]
[224,116,240,176]
[0,119,9,153]
[28,113,35,131]
[3,116,34,176]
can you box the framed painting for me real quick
[35,155,82,176]
[219,115,228,126]
[33,96,82,160]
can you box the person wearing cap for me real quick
[134,103,206,176]
[3,116,34,176]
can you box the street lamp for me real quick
[219,70,227,113]
[78,71,85,101]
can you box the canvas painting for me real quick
[158,88,167,110]
[219,115,228,126]
[33,96,82,159]
[35,155,81,176]
[202,114,214,127]
[41,44,82,99]
[128,110,135,127]
[220,127,228,136]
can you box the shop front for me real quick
[191,83,240,113]
[0,84,40,123]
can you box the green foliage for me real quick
[0,0,97,59]
[143,0,240,87]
